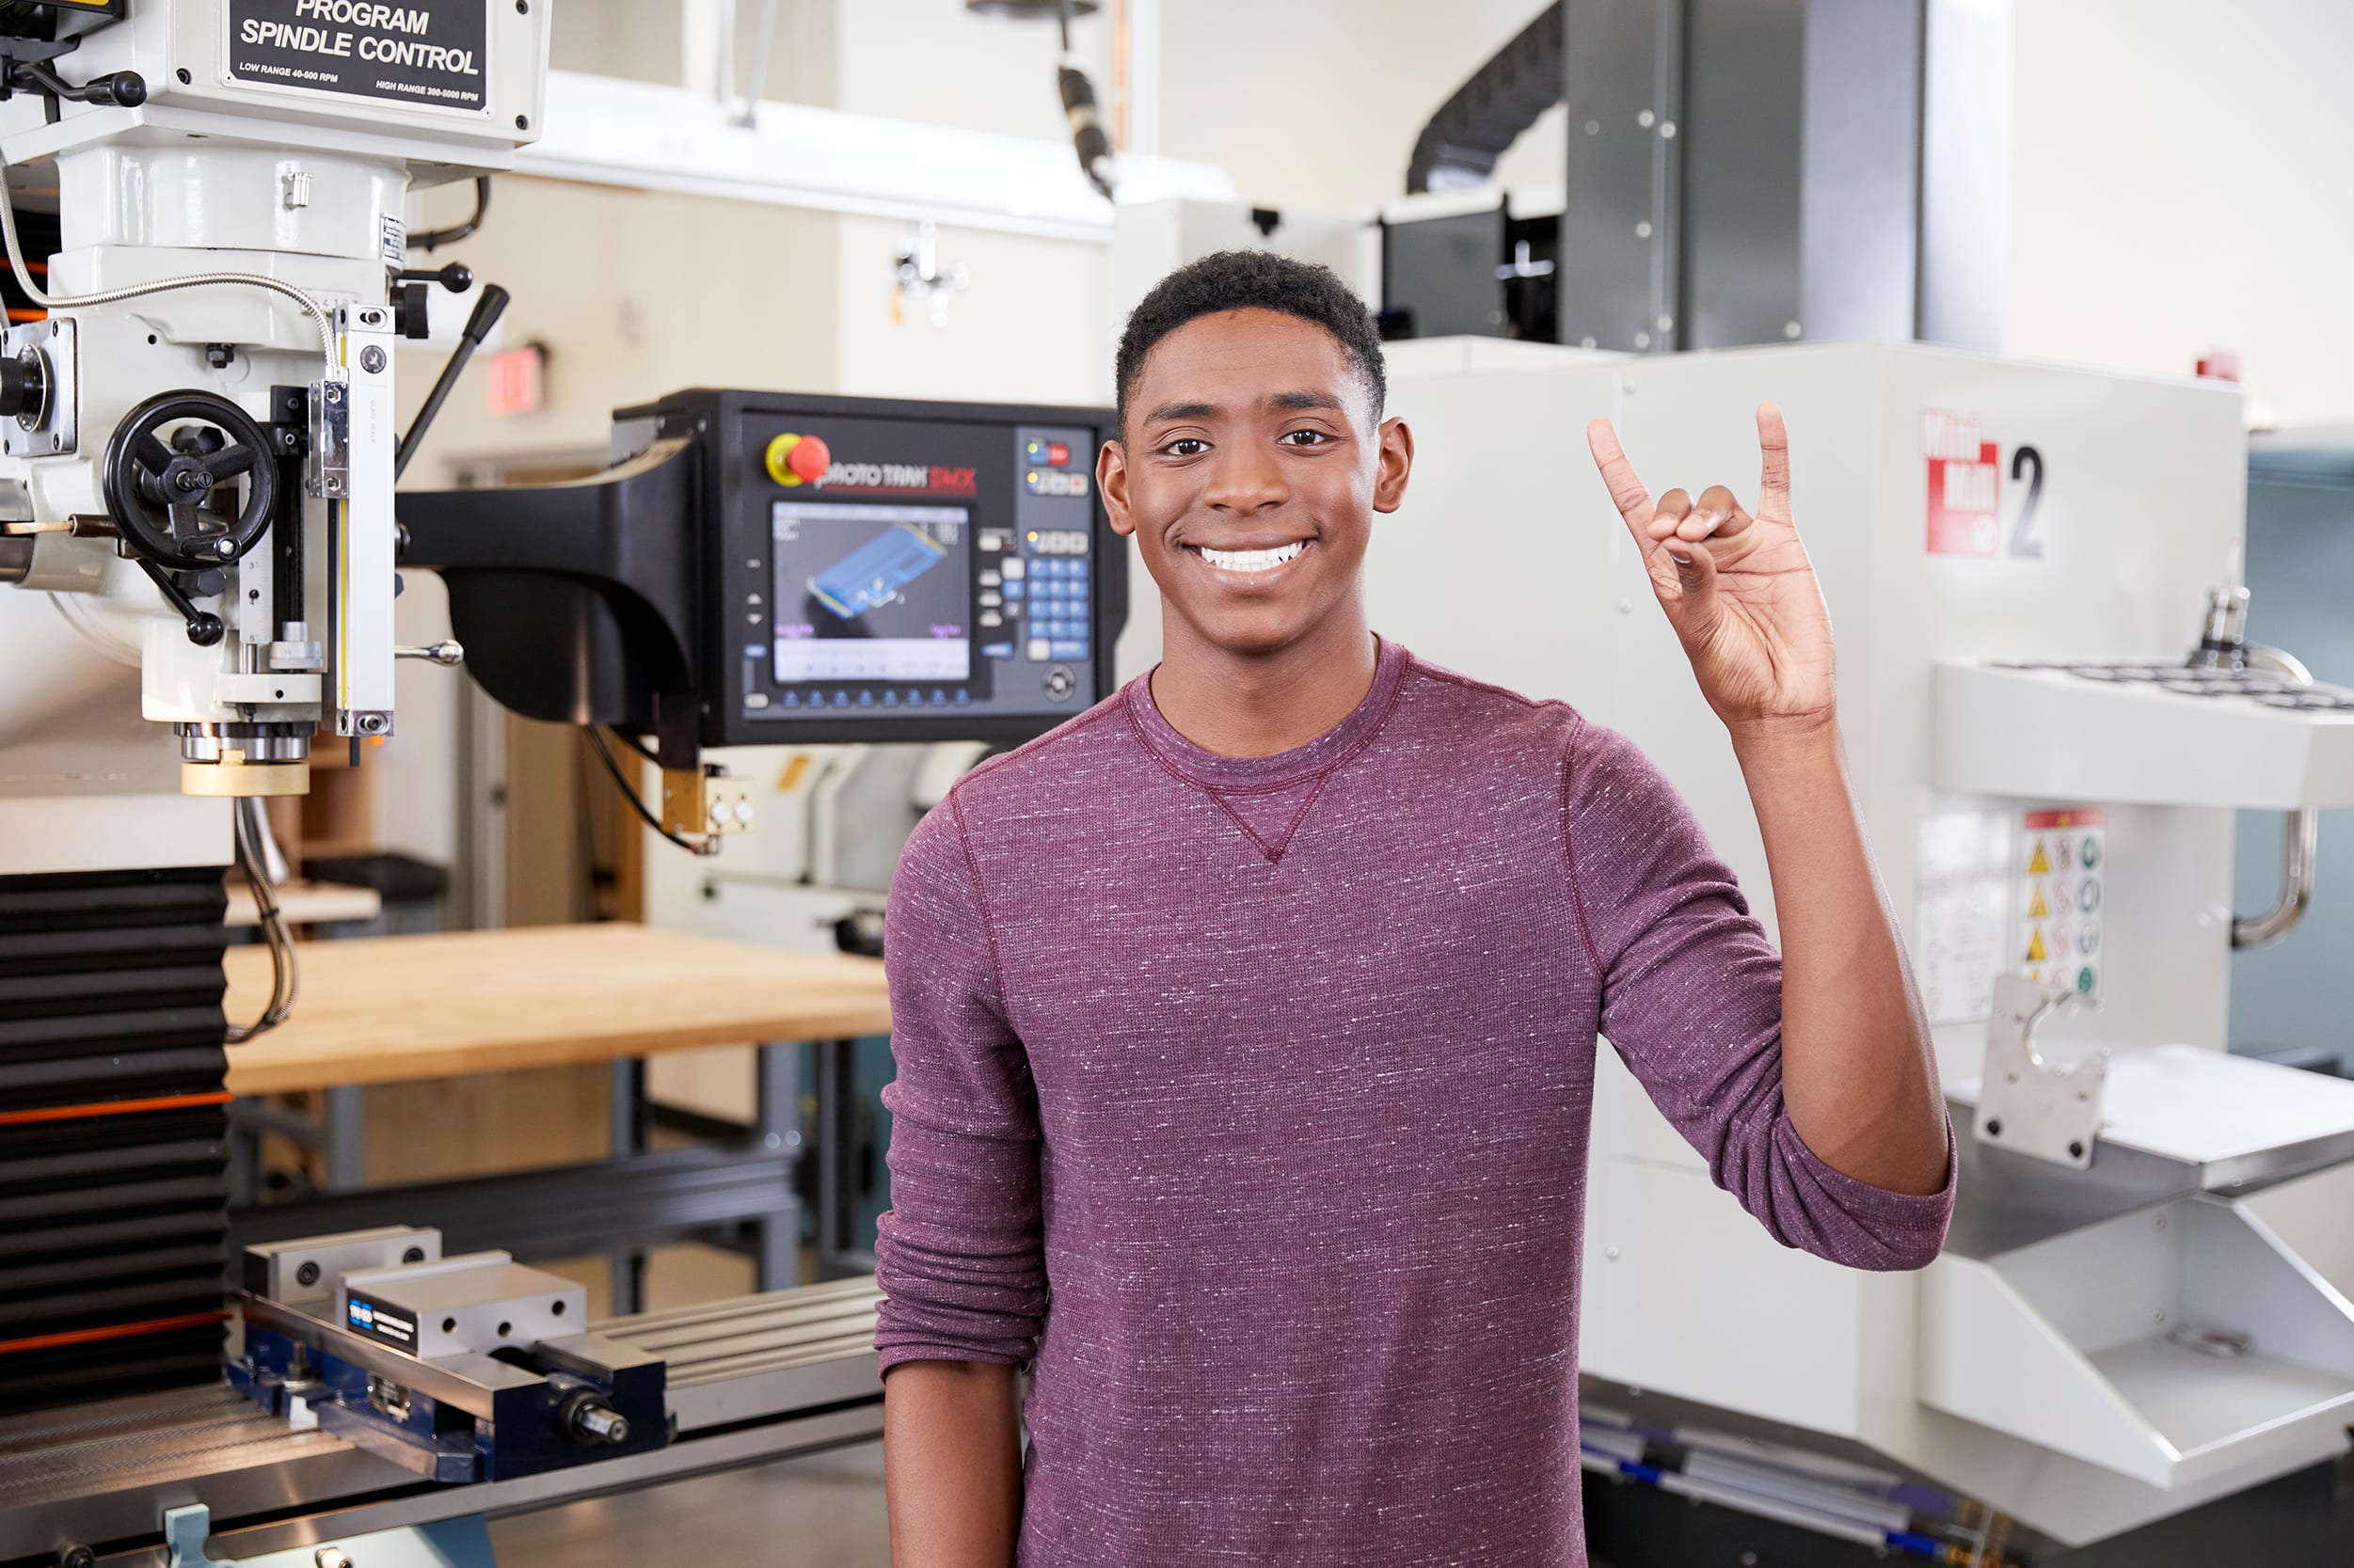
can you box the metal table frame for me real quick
[227,1038,875,1313]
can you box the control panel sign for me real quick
[229,0,492,110]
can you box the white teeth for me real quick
[1197,541,1307,574]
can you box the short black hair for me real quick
[1114,249,1386,430]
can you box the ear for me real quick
[1372,417,1414,514]
[1098,436,1136,538]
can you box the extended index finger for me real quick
[1757,402,1791,515]
[1585,418,1654,534]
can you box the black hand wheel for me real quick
[102,390,278,571]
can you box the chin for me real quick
[1177,600,1323,659]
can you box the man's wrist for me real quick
[1726,707,1841,765]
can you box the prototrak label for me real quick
[228,0,491,111]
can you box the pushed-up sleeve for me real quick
[873,796,1049,1371]
[1564,721,1951,1272]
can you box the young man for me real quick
[875,250,1952,1567]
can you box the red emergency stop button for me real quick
[764,432,832,487]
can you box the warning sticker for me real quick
[1917,806,2108,1022]
[2020,808,2104,999]
[228,0,491,111]
[1917,812,2012,1025]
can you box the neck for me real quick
[1149,605,1379,758]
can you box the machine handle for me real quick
[395,261,476,293]
[13,60,145,107]
[462,284,511,343]
[392,286,511,482]
[103,390,278,572]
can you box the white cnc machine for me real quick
[0,0,545,1425]
[0,0,544,879]
[1371,338,2354,1554]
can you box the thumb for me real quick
[1662,539,1720,633]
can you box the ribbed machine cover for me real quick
[0,866,233,1413]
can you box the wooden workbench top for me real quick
[225,878,384,929]
[222,923,892,1096]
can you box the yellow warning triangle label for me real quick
[2026,927,2048,963]
[2027,839,2050,876]
[2028,884,2049,919]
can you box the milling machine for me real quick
[0,0,547,1422]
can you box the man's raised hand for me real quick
[1583,403,1837,736]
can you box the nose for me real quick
[1202,438,1288,515]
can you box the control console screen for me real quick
[771,502,973,684]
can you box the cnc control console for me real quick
[402,389,1127,756]
[618,390,1124,745]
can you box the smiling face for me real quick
[1100,308,1413,662]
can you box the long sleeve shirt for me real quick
[875,635,1953,1566]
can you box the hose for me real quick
[226,797,298,1043]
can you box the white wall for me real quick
[834,0,1112,141]
[2005,0,2354,426]
[397,179,841,473]
[1154,0,1564,214]
[831,215,1112,404]
[549,0,1110,137]
[552,0,1560,215]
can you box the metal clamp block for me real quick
[164,1504,233,1568]
[1972,974,2106,1168]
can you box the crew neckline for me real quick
[1123,635,1409,792]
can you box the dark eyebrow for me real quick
[1268,388,1345,413]
[1142,399,1217,426]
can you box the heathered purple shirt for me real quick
[876,637,1952,1566]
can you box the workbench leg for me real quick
[608,1058,648,1316]
[324,1085,366,1193]
[817,1037,857,1276]
[756,1041,803,1291]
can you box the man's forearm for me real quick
[884,1359,1024,1567]
[1730,716,1948,1196]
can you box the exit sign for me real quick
[485,345,545,417]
